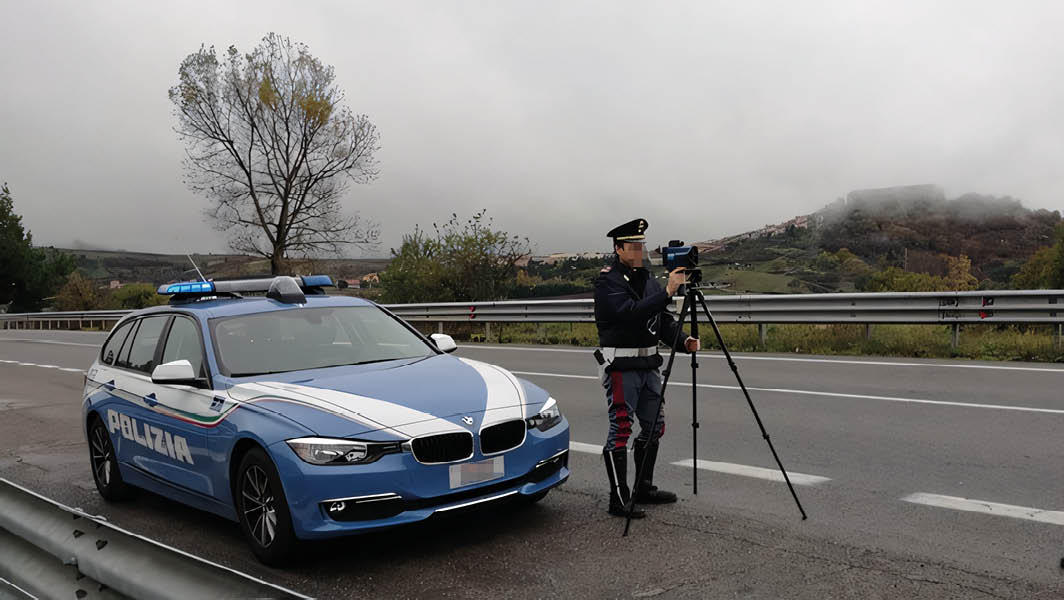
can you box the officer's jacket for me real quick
[593,257,688,370]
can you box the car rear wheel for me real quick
[235,447,298,566]
[88,415,132,500]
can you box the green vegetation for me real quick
[513,256,604,298]
[415,322,1064,363]
[1010,224,1064,288]
[381,210,530,303]
[0,182,76,311]
[111,283,170,309]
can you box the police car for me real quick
[82,275,569,565]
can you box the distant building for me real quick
[109,280,122,289]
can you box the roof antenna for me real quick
[187,254,207,282]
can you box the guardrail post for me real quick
[865,324,872,340]
[437,322,443,334]
[1057,324,1062,350]
[485,322,492,343]
[951,324,960,349]
[758,323,767,346]
[537,323,545,343]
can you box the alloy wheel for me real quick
[90,425,112,486]
[241,465,277,548]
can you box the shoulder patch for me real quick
[600,266,612,273]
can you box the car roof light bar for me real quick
[157,275,335,302]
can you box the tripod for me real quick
[623,283,808,536]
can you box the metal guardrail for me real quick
[0,478,309,600]
[0,310,130,331]
[385,290,1064,325]
[1,291,1063,329]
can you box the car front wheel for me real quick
[235,447,298,566]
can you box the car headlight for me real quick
[286,437,401,466]
[526,397,563,432]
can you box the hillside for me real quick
[695,185,1062,293]
[61,248,391,286]
[59,185,1061,298]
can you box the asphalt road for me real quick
[0,329,1062,599]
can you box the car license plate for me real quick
[449,457,504,489]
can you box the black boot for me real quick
[603,448,645,518]
[633,440,677,504]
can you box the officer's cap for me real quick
[607,218,648,244]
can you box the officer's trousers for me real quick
[601,367,665,450]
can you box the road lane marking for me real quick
[512,370,1064,415]
[672,459,831,486]
[463,345,1064,374]
[902,493,1064,526]
[568,441,830,486]
[0,338,101,347]
[569,441,603,454]
[0,361,85,375]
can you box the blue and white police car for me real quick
[82,276,569,565]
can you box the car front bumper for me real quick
[269,419,570,540]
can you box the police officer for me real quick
[594,218,700,518]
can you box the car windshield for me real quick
[210,306,434,377]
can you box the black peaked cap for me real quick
[607,218,648,242]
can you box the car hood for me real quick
[226,354,548,439]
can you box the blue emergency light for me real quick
[157,275,335,304]
[163,281,216,295]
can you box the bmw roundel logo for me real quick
[461,416,474,426]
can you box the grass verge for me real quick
[414,322,1064,363]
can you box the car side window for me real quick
[114,320,140,369]
[161,316,205,377]
[101,321,135,366]
[124,316,169,374]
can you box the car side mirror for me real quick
[430,333,457,353]
[151,360,206,387]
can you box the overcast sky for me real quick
[3,1,1063,257]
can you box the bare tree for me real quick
[169,33,380,274]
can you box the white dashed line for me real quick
[511,371,1064,415]
[672,459,831,486]
[0,360,85,375]
[0,338,101,347]
[902,493,1064,526]
[570,441,830,486]
[569,441,603,454]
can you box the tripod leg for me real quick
[695,291,808,520]
[689,291,699,496]
[623,292,691,537]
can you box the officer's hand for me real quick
[684,336,701,353]
[666,268,688,296]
